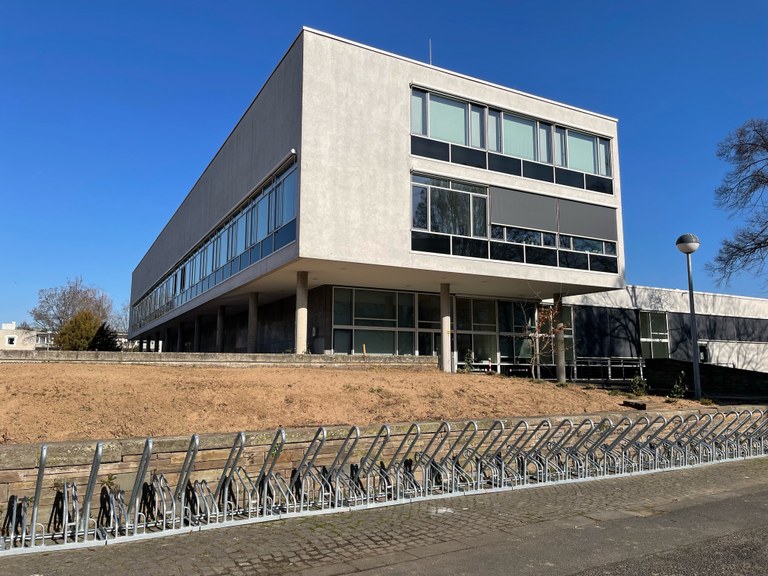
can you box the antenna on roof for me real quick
[429,38,432,65]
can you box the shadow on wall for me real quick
[644,358,768,399]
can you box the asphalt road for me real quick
[4,457,768,575]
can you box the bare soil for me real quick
[0,363,704,445]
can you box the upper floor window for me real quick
[411,87,612,177]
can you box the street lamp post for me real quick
[675,233,702,400]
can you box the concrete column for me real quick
[553,293,566,384]
[139,339,144,352]
[216,306,225,353]
[154,332,162,353]
[247,292,259,354]
[176,323,184,352]
[193,316,201,352]
[440,283,452,373]
[295,271,308,354]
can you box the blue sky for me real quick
[1,1,766,324]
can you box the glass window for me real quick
[282,168,297,223]
[488,109,501,152]
[503,114,536,160]
[398,292,415,328]
[491,225,504,240]
[507,228,541,245]
[235,213,246,257]
[256,195,269,242]
[334,288,353,325]
[429,94,467,145]
[418,294,441,328]
[204,241,213,277]
[542,232,556,247]
[398,331,415,355]
[456,298,472,331]
[412,186,428,230]
[411,89,427,136]
[355,290,396,325]
[472,299,496,329]
[334,329,352,354]
[567,130,597,174]
[559,234,572,249]
[472,196,487,238]
[604,241,617,256]
[573,237,603,253]
[554,126,567,167]
[538,122,552,164]
[470,105,485,149]
[598,138,611,177]
[430,188,470,236]
[473,334,497,361]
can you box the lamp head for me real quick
[676,233,700,255]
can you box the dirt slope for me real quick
[0,363,703,444]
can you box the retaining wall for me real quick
[0,350,439,369]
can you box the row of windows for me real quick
[332,287,574,361]
[411,88,611,177]
[410,173,618,274]
[491,225,617,256]
[132,163,298,330]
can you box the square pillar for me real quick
[176,323,184,353]
[193,316,201,352]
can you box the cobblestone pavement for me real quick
[4,457,768,576]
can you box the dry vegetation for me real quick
[0,363,705,445]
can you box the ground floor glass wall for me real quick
[331,287,573,365]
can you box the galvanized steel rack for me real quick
[2,409,767,555]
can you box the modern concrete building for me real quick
[129,28,626,370]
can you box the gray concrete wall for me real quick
[298,30,624,292]
[130,34,305,305]
[0,349,438,368]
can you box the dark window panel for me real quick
[250,243,261,264]
[452,237,488,259]
[523,161,554,183]
[525,246,558,266]
[274,219,297,250]
[230,258,241,275]
[411,135,450,161]
[585,174,614,194]
[261,235,274,258]
[451,145,487,169]
[488,153,522,176]
[559,250,589,270]
[490,241,524,262]
[555,167,585,188]
[590,254,619,273]
[240,252,250,270]
[411,231,451,254]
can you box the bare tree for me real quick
[29,277,113,334]
[708,118,768,283]
[109,301,131,335]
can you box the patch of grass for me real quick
[700,397,715,406]
[555,381,569,388]
[583,383,596,390]
[608,389,627,397]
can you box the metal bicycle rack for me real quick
[2,409,767,555]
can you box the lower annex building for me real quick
[129,27,628,371]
